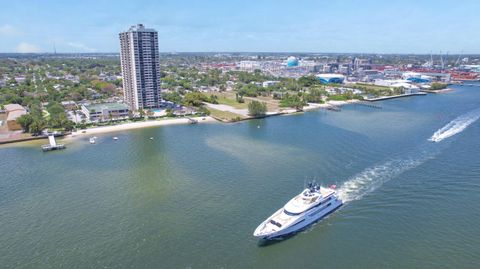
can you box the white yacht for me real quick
[253,182,342,239]
[89,137,96,144]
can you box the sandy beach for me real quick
[66,116,217,139]
[303,100,360,111]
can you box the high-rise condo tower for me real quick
[119,24,161,110]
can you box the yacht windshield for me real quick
[283,209,300,216]
[269,219,282,228]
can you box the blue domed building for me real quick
[316,74,345,84]
[286,56,299,67]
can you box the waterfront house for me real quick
[4,104,27,131]
[81,103,129,122]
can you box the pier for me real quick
[364,92,427,102]
[187,117,198,124]
[355,101,382,109]
[42,135,66,152]
[326,105,341,112]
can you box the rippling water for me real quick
[1,84,479,268]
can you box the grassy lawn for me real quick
[205,91,280,112]
[350,83,396,94]
[244,96,280,111]
[327,95,350,101]
[353,83,392,91]
[208,108,245,122]
[346,83,398,97]
[217,95,249,109]
[205,92,249,109]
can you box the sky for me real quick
[0,0,479,54]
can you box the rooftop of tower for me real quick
[128,24,156,32]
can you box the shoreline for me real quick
[0,98,400,146]
[278,100,360,114]
[303,99,360,111]
[421,88,454,94]
[1,101,361,146]
[65,116,217,140]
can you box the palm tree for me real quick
[72,105,79,125]
[138,108,146,119]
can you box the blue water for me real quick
[1,84,479,268]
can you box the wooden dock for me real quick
[42,135,66,152]
[326,105,341,112]
[355,101,382,109]
[186,117,198,124]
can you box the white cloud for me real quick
[67,42,97,52]
[0,24,17,35]
[15,42,41,53]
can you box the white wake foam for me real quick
[337,145,438,203]
[429,108,480,142]
[336,109,480,203]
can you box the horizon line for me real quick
[0,52,477,56]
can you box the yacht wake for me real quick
[337,144,438,203]
[337,109,479,203]
[429,108,480,142]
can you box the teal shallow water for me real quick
[1,85,480,268]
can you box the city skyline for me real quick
[1,0,480,54]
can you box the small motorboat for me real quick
[113,137,118,140]
[89,137,96,144]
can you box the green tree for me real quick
[248,100,267,117]
[29,118,46,135]
[197,106,211,116]
[235,93,245,103]
[209,95,218,104]
[304,88,326,103]
[280,94,307,110]
[138,108,146,118]
[298,76,319,87]
[183,92,208,107]
[430,83,448,91]
[166,108,175,117]
[17,114,34,132]
[62,120,75,131]
[162,92,183,104]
